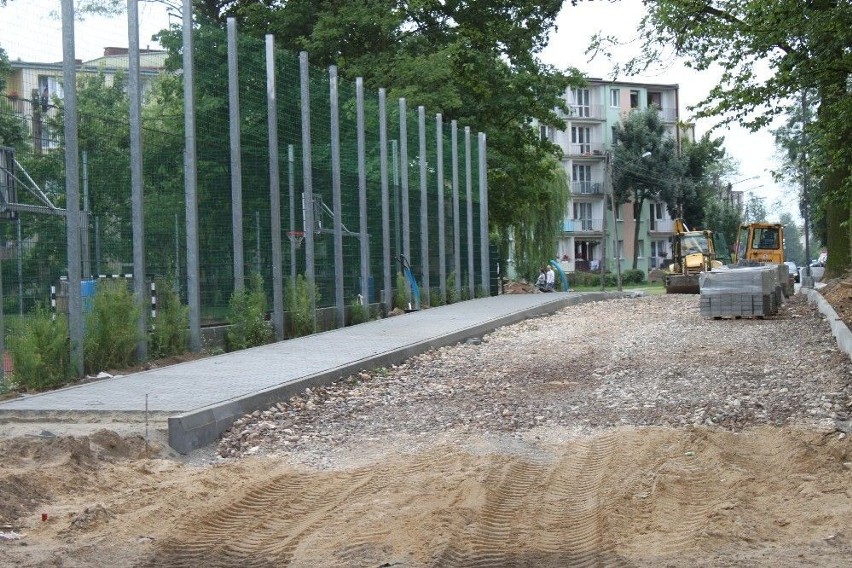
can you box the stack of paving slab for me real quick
[699,265,783,318]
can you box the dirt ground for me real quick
[1,274,851,567]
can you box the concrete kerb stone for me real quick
[801,287,852,360]
[167,291,635,454]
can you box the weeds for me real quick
[149,276,189,358]
[286,273,318,338]
[9,303,71,391]
[84,279,140,374]
[226,272,273,351]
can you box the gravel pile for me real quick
[218,293,852,467]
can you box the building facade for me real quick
[546,79,685,277]
[2,48,167,153]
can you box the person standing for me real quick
[545,264,555,292]
[535,267,547,292]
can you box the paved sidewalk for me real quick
[0,292,626,453]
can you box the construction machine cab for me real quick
[734,223,784,266]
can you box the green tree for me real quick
[229,0,586,249]
[742,194,767,224]
[702,199,740,260]
[779,211,805,266]
[616,0,851,276]
[611,107,681,269]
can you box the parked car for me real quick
[784,261,799,283]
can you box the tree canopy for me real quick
[614,0,852,276]
[205,0,586,246]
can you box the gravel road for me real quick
[218,293,852,468]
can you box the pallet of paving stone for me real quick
[699,266,780,318]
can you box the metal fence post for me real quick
[379,88,391,312]
[61,0,83,375]
[436,113,446,303]
[182,0,201,352]
[399,99,411,300]
[478,132,489,294]
[227,17,245,292]
[464,126,474,298]
[266,35,284,340]
[418,106,429,298]
[451,120,461,299]
[329,66,345,327]
[129,0,147,361]
[356,77,370,307]
[299,52,317,328]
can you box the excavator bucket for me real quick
[665,274,700,294]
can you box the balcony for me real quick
[648,219,675,233]
[568,104,605,120]
[570,180,604,195]
[567,143,605,157]
[659,107,678,122]
[563,218,603,234]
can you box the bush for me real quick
[226,272,273,351]
[285,273,318,338]
[9,303,71,391]
[84,279,141,374]
[349,296,371,325]
[429,287,445,307]
[446,271,458,304]
[621,269,646,285]
[149,277,189,359]
[393,272,407,310]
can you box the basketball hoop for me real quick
[286,230,304,249]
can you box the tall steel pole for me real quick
[182,0,201,351]
[329,66,345,327]
[478,132,489,295]
[128,0,147,360]
[61,0,83,376]
[356,78,370,306]
[266,35,284,340]
[227,17,245,292]
[378,89,391,312]
[800,87,813,288]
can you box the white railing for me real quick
[568,143,605,157]
[571,180,604,195]
[563,218,604,233]
[569,104,605,119]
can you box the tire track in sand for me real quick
[139,467,382,567]
[435,433,632,567]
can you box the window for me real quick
[629,89,640,108]
[637,239,645,258]
[648,91,662,108]
[611,126,618,146]
[572,88,591,117]
[571,126,591,154]
[572,164,591,194]
[610,88,620,107]
[649,202,664,230]
[539,124,547,141]
[573,202,592,231]
[650,240,668,267]
[617,240,624,259]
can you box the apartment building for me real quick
[2,47,166,153]
[544,79,685,276]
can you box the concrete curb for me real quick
[167,291,632,454]
[801,287,852,360]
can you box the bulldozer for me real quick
[664,219,723,294]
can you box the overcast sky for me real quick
[1,0,797,222]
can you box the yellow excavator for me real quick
[665,219,723,294]
[733,222,793,295]
[733,222,785,265]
